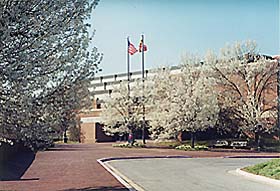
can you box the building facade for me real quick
[79,56,279,143]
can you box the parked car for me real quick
[230,141,248,149]
[213,140,229,148]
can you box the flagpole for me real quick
[127,37,130,93]
[141,34,146,144]
[127,37,131,141]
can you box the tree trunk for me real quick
[142,121,146,144]
[255,132,261,151]
[191,132,195,148]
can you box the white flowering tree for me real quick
[206,41,278,146]
[0,0,102,150]
[148,59,219,148]
[101,81,150,141]
[147,68,176,140]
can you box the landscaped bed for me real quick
[112,142,145,148]
[243,159,280,180]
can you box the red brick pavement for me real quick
[0,143,279,191]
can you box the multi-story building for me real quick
[79,55,279,143]
[79,66,181,143]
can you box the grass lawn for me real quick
[243,159,280,180]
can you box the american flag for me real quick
[128,40,138,55]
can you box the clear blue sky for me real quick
[90,0,279,75]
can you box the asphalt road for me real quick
[109,158,279,191]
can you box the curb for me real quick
[99,155,192,162]
[224,155,280,158]
[234,168,280,187]
[98,155,280,190]
[97,158,141,191]
[97,156,192,191]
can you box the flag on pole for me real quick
[139,39,147,52]
[128,40,138,55]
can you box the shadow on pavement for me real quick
[47,148,90,152]
[60,186,128,191]
[47,144,97,152]
[0,150,36,181]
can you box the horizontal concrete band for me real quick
[81,117,102,123]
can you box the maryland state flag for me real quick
[139,39,147,52]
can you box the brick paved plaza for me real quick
[1,143,279,191]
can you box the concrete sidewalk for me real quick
[0,143,279,191]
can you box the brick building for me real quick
[79,66,181,143]
[79,55,279,143]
